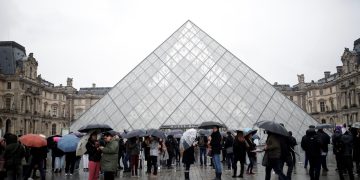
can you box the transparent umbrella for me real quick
[180,128,197,150]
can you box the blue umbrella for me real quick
[57,134,80,152]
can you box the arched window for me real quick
[330,118,334,125]
[51,124,57,135]
[5,119,11,133]
[321,119,326,124]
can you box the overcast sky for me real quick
[1,0,359,89]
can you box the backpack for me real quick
[306,135,321,157]
[198,136,205,147]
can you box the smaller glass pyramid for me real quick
[71,20,318,141]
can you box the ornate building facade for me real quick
[275,38,360,126]
[0,41,110,136]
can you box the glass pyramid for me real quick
[71,20,318,140]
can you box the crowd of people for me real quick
[0,122,359,180]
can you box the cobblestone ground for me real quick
[40,150,352,180]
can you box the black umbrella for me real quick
[167,129,184,136]
[106,130,121,136]
[123,129,146,139]
[47,135,62,149]
[315,124,334,129]
[78,124,112,133]
[255,121,289,136]
[174,134,183,139]
[147,129,166,139]
[198,121,226,129]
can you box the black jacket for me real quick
[233,139,247,161]
[317,130,330,152]
[86,140,102,162]
[51,142,64,157]
[341,131,353,157]
[224,135,234,149]
[353,130,360,161]
[301,129,321,158]
[182,146,195,165]
[245,137,256,158]
[210,131,222,154]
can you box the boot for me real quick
[185,172,190,180]
[232,167,237,178]
[217,173,222,180]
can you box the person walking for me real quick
[149,137,160,176]
[86,131,102,180]
[4,134,25,180]
[301,128,321,180]
[317,128,330,172]
[128,137,140,177]
[224,132,234,171]
[197,134,208,167]
[182,144,196,180]
[210,125,222,180]
[264,131,287,180]
[100,132,119,180]
[165,135,176,169]
[288,131,297,171]
[245,133,256,175]
[232,131,247,178]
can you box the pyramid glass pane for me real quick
[71,21,319,140]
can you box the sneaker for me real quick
[65,173,69,176]
[70,174,73,176]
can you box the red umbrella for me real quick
[19,134,47,147]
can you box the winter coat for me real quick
[353,131,360,162]
[210,131,222,155]
[142,140,151,161]
[341,131,353,157]
[233,139,247,161]
[150,141,159,157]
[317,130,330,152]
[265,134,281,159]
[182,146,195,165]
[4,142,25,169]
[86,140,102,162]
[224,135,234,150]
[30,147,47,162]
[245,137,256,158]
[100,139,119,172]
[128,141,140,156]
[197,135,208,148]
[301,129,321,158]
[165,137,176,156]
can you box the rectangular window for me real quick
[53,94,57,100]
[5,98,11,110]
[319,89,323,96]
[330,87,333,94]
[7,82,11,89]
[320,101,325,112]
[52,106,57,117]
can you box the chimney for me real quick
[324,71,330,81]
[336,66,343,74]
[92,83,96,88]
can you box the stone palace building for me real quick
[0,41,110,136]
[275,38,360,126]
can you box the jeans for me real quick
[55,156,64,170]
[265,158,287,180]
[150,156,158,175]
[88,161,100,180]
[226,153,234,169]
[123,153,129,170]
[304,153,309,168]
[320,154,328,170]
[247,155,256,173]
[199,147,207,165]
[6,165,22,180]
[213,154,222,174]
[309,157,321,180]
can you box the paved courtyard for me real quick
[40,150,351,180]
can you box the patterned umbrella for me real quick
[20,134,47,147]
[180,129,197,150]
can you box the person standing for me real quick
[123,140,130,172]
[352,128,360,175]
[53,141,64,173]
[128,137,140,177]
[224,132,234,171]
[165,135,176,169]
[264,131,287,180]
[197,134,208,167]
[210,125,222,180]
[65,151,77,175]
[100,132,119,180]
[301,128,321,180]
[333,128,354,180]
[317,128,330,172]
[24,146,47,180]
[232,131,247,178]
[182,144,196,180]
[288,131,297,171]
[245,133,256,175]
[118,137,125,170]
[143,136,151,174]
[86,131,102,180]
[4,134,25,180]
[149,137,160,176]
